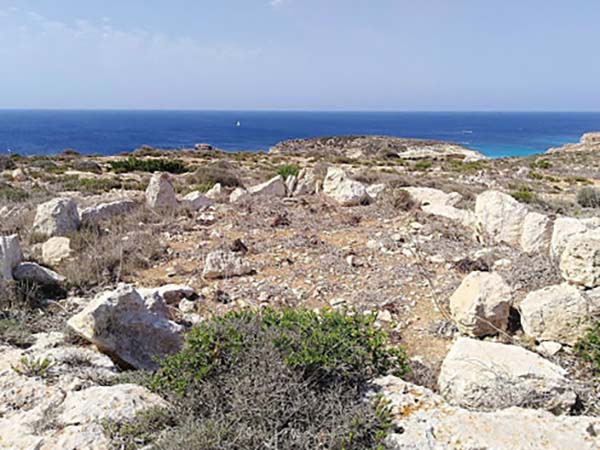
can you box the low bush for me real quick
[412,160,432,171]
[186,162,241,191]
[510,187,535,204]
[109,157,189,174]
[0,182,29,202]
[386,188,416,211]
[109,308,408,450]
[276,163,300,179]
[577,187,600,208]
[576,321,600,374]
[529,159,552,169]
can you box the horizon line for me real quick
[1,108,600,113]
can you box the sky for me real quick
[0,0,599,111]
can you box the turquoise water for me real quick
[0,110,599,158]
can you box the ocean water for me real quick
[0,110,599,158]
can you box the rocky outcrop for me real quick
[203,250,253,279]
[146,172,178,209]
[475,190,528,246]
[269,135,486,161]
[205,183,228,202]
[293,168,321,196]
[230,187,250,203]
[322,167,370,206]
[138,284,197,305]
[550,217,599,260]
[520,283,600,345]
[0,234,23,281]
[13,262,65,286]
[79,199,136,224]
[547,132,600,154]
[405,187,475,226]
[41,236,72,265]
[560,229,600,288]
[374,376,600,450]
[438,338,576,413]
[181,191,213,211]
[67,284,184,370]
[449,271,512,337]
[248,175,287,197]
[520,212,552,254]
[33,197,80,238]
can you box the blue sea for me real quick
[0,110,599,158]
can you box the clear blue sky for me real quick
[0,0,599,110]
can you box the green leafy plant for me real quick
[12,356,53,378]
[575,321,600,374]
[276,163,300,178]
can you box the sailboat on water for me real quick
[235,120,241,127]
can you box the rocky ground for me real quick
[0,134,599,449]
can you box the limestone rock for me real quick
[449,271,512,337]
[67,284,184,370]
[13,262,65,286]
[203,250,253,279]
[547,131,600,154]
[366,183,386,200]
[33,197,80,238]
[12,168,27,181]
[520,283,600,345]
[285,175,298,194]
[229,187,250,203]
[0,234,23,281]
[322,167,370,206]
[560,229,600,288]
[205,183,227,202]
[475,190,528,246]
[248,175,287,197]
[293,168,321,196]
[438,337,576,413]
[374,376,600,450]
[551,217,590,260]
[181,191,213,211]
[405,187,473,225]
[520,211,552,254]
[41,237,72,265]
[138,284,197,305]
[146,172,178,209]
[79,199,136,224]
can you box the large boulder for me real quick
[181,191,213,211]
[146,172,178,209]
[438,338,576,413]
[293,168,321,196]
[520,211,552,254]
[0,234,23,281]
[449,271,512,337]
[13,262,65,286]
[205,183,227,202]
[41,236,72,265]
[560,229,600,288]
[475,190,528,246]
[230,187,250,203]
[67,284,184,370]
[79,199,136,224]
[405,187,475,226]
[551,217,589,260]
[248,175,287,197]
[203,250,253,279]
[520,283,600,345]
[374,376,600,450]
[33,197,80,238]
[322,167,370,206]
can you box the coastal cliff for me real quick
[547,132,600,154]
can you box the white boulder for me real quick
[322,167,370,206]
[203,250,253,279]
[67,284,184,370]
[145,172,178,209]
[449,271,512,337]
[205,183,228,202]
[405,187,474,226]
[520,211,552,254]
[520,283,600,345]
[560,229,600,288]
[181,190,213,211]
[79,199,136,224]
[33,197,80,238]
[438,337,576,413]
[475,190,528,246]
[293,168,321,196]
[41,236,72,265]
[229,187,250,203]
[248,175,287,197]
[0,234,23,281]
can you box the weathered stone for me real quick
[0,234,23,281]
[41,237,72,265]
[438,337,576,413]
[405,187,474,226]
[248,175,287,197]
[449,271,512,337]
[520,283,600,345]
[145,172,178,209]
[67,285,184,370]
[13,262,65,286]
[138,284,197,305]
[374,376,600,450]
[285,175,298,194]
[475,190,528,246]
[80,199,136,224]
[560,229,600,288]
[520,211,552,254]
[33,197,80,238]
[293,168,321,196]
[551,217,590,260]
[366,183,386,199]
[205,183,227,202]
[181,191,213,211]
[229,187,250,203]
[203,250,253,279]
[322,167,370,206]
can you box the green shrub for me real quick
[576,321,600,374]
[448,159,486,173]
[186,162,241,190]
[387,188,416,211]
[527,170,544,180]
[109,157,189,174]
[0,182,29,202]
[577,187,600,208]
[413,160,432,171]
[0,318,34,348]
[529,159,552,169]
[110,308,408,450]
[510,188,535,204]
[276,163,300,179]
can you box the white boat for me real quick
[236,121,241,127]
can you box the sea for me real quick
[1,110,599,158]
